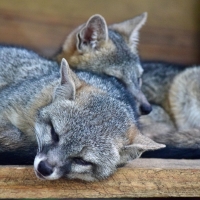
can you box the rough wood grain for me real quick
[0,159,200,198]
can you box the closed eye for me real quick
[50,122,59,143]
[73,157,92,166]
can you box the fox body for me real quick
[142,62,199,130]
[56,13,152,115]
[139,62,187,137]
[0,45,58,90]
[139,61,200,155]
[0,46,164,181]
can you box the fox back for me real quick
[0,45,58,89]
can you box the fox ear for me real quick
[54,58,81,100]
[76,14,108,52]
[109,12,147,52]
[124,131,165,159]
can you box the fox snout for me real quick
[127,85,152,115]
[140,101,152,115]
[35,159,70,180]
[34,158,58,180]
[34,155,70,180]
[37,160,54,177]
[138,92,152,115]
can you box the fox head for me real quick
[56,13,152,116]
[34,59,165,181]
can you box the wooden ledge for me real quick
[0,158,200,198]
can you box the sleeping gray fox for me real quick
[55,13,200,158]
[55,12,152,116]
[0,45,164,181]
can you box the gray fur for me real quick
[0,45,58,89]
[0,46,164,181]
[56,13,152,115]
[140,61,200,148]
[56,14,200,151]
[141,61,188,108]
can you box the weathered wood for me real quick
[0,159,200,198]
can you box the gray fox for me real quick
[54,14,200,158]
[55,13,152,116]
[0,46,164,181]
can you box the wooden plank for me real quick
[0,159,200,198]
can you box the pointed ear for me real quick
[54,58,81,100]
[109,12,147,51]
[76,14,108,52]
[124,132,165,159]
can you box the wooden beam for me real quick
[0,159,200,198]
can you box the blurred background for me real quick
[0,0,200,65]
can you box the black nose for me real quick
[140,103,152,115]
[37,160,53,177]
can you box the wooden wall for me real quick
[0,0,200,64]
